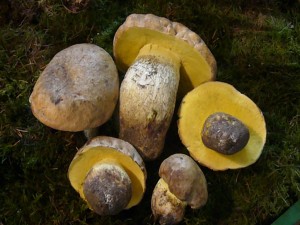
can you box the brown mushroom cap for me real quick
[68,136,147,212]
[159,153,208,209]
[113,13,216,97]
[29,43,119,132]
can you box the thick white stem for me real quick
[119,45,180,160]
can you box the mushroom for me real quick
[113,14,217,160]
[151,154,208,225]
[178,81,267,170]
[29,43,119,139]
[68,136,147,215]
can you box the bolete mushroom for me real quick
[29,43,119,138]
[151,154,208,225]
[113,14,217,160]
[68,136,147,215]
[178,81,267,170]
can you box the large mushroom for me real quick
[29,43,119,138]
[113,14,217,160]
[178,81,267,170]
[151,154,208,225]
[68,136,147,215]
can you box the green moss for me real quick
[1,0,299,224]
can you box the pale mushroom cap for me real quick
[113,13,217,96]
[159,154,208,209]
[29,43,119,131]
[68,136,147,210]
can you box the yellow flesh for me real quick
[114,27,213,95]
[68,147,145,208]
[157,178,185,205]
[178,82,266,170]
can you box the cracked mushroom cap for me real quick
[68,136,147,213]
[29,43,119,132]
[113,13,217,96]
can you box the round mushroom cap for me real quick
[113,13,216,97]
[159,154,208,209]
[68,136,147,210]
[29,43,119,132]
[178,81,267,170]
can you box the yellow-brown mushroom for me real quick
[178,81,267,170]
[29,44,119,138]
[113,14,217,160]
[68,136,147,215]
[151,154,208,225]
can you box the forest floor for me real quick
[1,0,299,224]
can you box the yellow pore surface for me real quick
[68,146,146,209]
[114,27,214,96]
[178,81,267,170]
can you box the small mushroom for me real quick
[151,154,208,225]
[68,136,147,215]
[29,43,119,139]
[178,81,267,170]
[113,14,217,160]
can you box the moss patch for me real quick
[1,0,299,224]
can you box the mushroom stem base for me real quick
[84,127,99,139]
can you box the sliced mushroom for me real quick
[29,43,119,138]
[151,154,208,225]
[68,136,147,215]
[178,81,267,170]
[113,14,217,160]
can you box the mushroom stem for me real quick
[151,178,187,225]
[83,127,99,139]
[119,44,181,160]
[83,162,132,216]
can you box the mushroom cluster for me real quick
[29,13,266,224]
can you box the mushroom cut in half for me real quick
[151,154,208,225]
[29,44,119,138]
[114,14,217,160]
[178,81,267,171]
[68,136,147,215]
